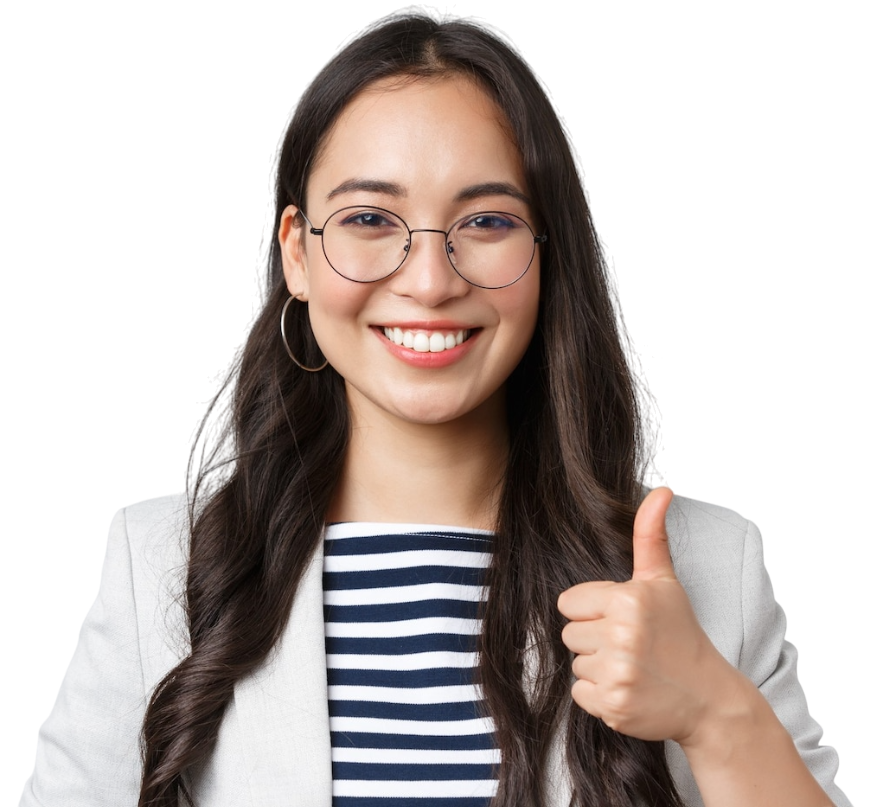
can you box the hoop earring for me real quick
[280,295,328,372]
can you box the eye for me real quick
[335,208,402,230]
[454,212,524,243]
[461,213,518,231]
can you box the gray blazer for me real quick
[21,494,851,806]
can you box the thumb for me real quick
[632,487,676,581]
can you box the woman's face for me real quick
[279,75,540,428]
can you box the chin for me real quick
[388,391,505,428]
[385,402,474,426]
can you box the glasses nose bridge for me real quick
[405,226,454,261]
[407,226,450,243]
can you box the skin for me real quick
[279,75,539,529]
[281,74,834,805]
[559,487,834,806]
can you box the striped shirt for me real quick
[323,522,498,807]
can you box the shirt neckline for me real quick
[324,521,495,539]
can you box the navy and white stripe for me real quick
[323,523,498,807]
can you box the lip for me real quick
[372,325,478,368]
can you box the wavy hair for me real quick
[139,13,684,807]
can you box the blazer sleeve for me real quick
[739,520,851,807]
[20,500,186,807]
[665,504,851,807]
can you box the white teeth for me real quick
[383,327,470,353]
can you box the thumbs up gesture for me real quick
[558,487,735,744]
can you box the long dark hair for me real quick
[139,14,684,807]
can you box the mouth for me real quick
[381,326,473,353]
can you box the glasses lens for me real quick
[321,207,409,282]
[447,212,537,288]
[319,207,540,288]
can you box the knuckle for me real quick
[610,660,639,688]
[610,622,640,654]
[606,621,649,663]
[601,688,635,730]
[612,587,644,616]
[571,681,599,716]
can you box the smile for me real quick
[382,326,471,353]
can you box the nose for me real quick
[389,228,470,307]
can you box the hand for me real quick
[558,487,736,743]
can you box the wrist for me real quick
[678,665,782,763]
[674,660,835,807]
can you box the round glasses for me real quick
[301,206,547,289]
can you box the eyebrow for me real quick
[325,178,531,207]
[453,182,531,207]
[326,179,406,200]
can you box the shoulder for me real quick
[19,494,192,806]
[667,496,764,652]
[115,492,189,541]
[666,494,754,551]
[110,493,190,577]
[664,494,768,665]
[105,493,191,677]
[666,493,760,584]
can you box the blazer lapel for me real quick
[234,541,333,806]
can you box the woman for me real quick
[20,13,850,807]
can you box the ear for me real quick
[278,204,310,299]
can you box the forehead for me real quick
[306,75,527,206]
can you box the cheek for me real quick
[306,268,373,354]
[501,272,540,346]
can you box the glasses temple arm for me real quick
[297,210,324,237]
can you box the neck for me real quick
[328,394,509,531]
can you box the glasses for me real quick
[300,206,547,289]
